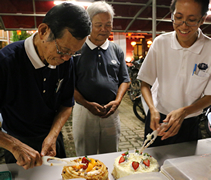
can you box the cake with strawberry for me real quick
[62,156,108,180]
[112,151,159,179]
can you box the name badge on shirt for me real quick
[55,79,64,93]
[111,60,117,64]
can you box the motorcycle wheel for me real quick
[205,118,211,137]
[133,98,146,123]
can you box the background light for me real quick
[131,41,136,47]
[16,30,21,35]
[125,57,132,62]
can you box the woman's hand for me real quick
[150,108,161,131]
[158,108,186,140]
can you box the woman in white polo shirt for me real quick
[138,0,211,147]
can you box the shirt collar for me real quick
[86,37,109,50]
[171,28,204,54]
[24,32,56,69]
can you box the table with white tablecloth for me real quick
[1,138,211,180]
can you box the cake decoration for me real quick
[112,130,160,179]
[112,150,159,179]
[61,156,109,180]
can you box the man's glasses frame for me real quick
[55,40,81,57]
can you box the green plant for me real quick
[134,56,139,60]
[12,31,31,42]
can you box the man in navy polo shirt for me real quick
[73,1,130,156]
[0,3,91,169]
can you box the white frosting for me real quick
[87,170,100,175]
[112,153,159,179]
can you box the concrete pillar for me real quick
[7,31,10,44]
[113,32,126,59]
[152,0,156,40]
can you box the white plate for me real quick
[118,172,169,180]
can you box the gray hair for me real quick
[87,1,115,21]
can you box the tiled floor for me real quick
[0,94,210,165]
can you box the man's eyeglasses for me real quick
[171,14,202,27]
[55,40,81,57]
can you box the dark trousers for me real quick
[144,111,202,147]
[4,132,66,163]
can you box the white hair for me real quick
[87,1,115,21]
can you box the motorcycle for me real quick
[133,94,147,123]
[126,57,144,101]
[199,106,211,137]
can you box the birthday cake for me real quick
[61,156,109,180]
[112,151,159,179]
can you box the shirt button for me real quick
[98,47,100,50]
[98,54,101,57]
[43,78,46,81]
[99,62,101,65]
[43,90,46,93]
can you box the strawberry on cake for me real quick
[112,151,159,179]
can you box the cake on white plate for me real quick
[112,150,159,179]
[62,156,109,180]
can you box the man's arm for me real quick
[141,81,160,130]
[0,131,42,169]
[183,95,211,116]
[102,82,130,118]
[41,105,72,157]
